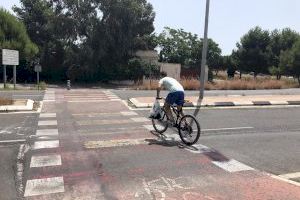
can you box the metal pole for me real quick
[13,65,16,89]
[3,65,6,89]
[37,71,40,90]
[199,0,210,100]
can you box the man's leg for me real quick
[177,105,183,117]
[164,102,175,123]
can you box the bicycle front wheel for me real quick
[178,115,200,145]
[152,109,168,134]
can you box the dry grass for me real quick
[134,78,299,90]
[0,98,13,105]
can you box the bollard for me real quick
[67,80,71,90]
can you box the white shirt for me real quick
[158,77,184,93]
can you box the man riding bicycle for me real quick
[156,72,185,126]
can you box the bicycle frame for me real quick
[162,103,183,126]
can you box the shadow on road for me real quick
[147,130,230,163]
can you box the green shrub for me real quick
[38,81,47,90]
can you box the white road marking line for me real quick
[203,127,254,132]
[33,140,59,150]
[131,117,151,122]
[36,129,58,136]
[212,159,254,172]
[269,174,300,187]
[78,119,133,126]
[40,113,56,118]
[64,97,109,99]
[43,100,55,102]
[184,144,212,154]
[121,111,138,116]
[84,134,178,149]
[143,125,253,133]
[38,120,57,126]
[85,138,148,148]
[67,99,121,103]
[279,172,300,179]
[34,136,59,140]
[143,125,155,131]
[0,139,26,144]
[13,94,43,97]
[30,155,62,168]
[24,177,64,197]
[143,124,166,131]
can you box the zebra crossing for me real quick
[24,89,64,198]
[63,90,121,102]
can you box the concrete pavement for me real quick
[129,94,300,108]
[19,88,300,199]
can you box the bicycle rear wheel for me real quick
[178,115,200,145]
[152,109,168,134]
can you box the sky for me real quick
[1,0,300,55]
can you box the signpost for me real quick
[34,64,42,90]
[2,49,19,89]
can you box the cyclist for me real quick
[156,72,185,125]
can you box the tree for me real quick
[221,55,236,79]
[157,27,222,71]
[157,27,198,65]
[14,0,156,82]
[267,28,300,79]
[281,40,300,85]
[0,8,38,60]
[291,41,300,85]
[0,8,38,82]
[192,38,222,74]
[235,26,270,78]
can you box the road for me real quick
[135,106,300,177]
[20,88,300,199]
[0,90,41,200]
[1,88,300,199]
[0,112,39,200]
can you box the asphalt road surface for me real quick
[135,106,300,177]
[1,88,300,199]
[0,112,39,200]
[19,88,300,199]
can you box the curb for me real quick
[129,98,300,108]
[0,99,34,112]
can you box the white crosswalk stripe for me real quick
[36,129,58,136]
[33,140,59,150]
[24,177,64,197]
[30,154,62,168]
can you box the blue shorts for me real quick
[166,91,185,106]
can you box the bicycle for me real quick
[151,98,201,145]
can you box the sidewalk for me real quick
[129,94,300,108]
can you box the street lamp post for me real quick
[199,0,210,100]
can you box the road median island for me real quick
[129,94,300,108]
[0,99,34,112]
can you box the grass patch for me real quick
[133,78,299,90]
[0,98,13,105]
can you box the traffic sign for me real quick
[34,64,42,72]
[2,49,19,65]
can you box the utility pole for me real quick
[199,0,210,100]
[13,65,16,89]
[3,65,6,89]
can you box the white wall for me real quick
[159,63,181,80]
